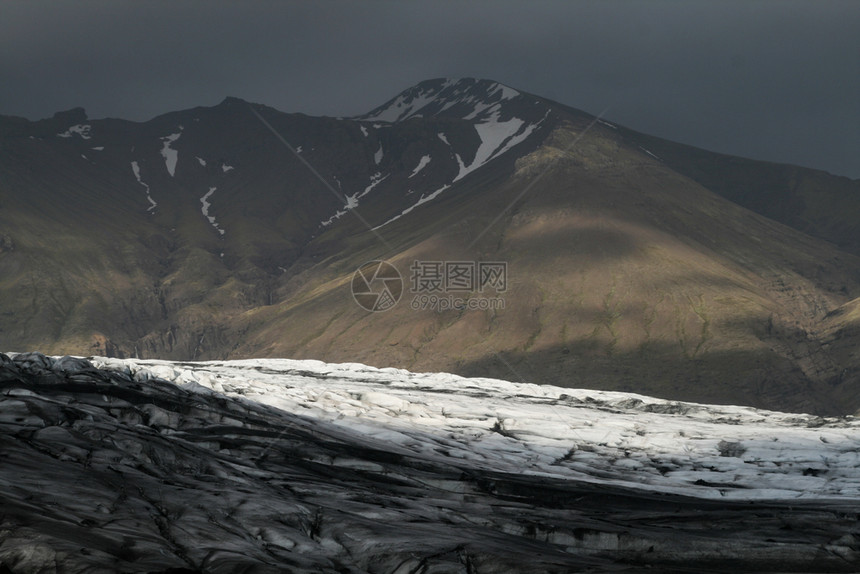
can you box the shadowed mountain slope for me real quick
[617,126,860,256]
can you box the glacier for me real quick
[1,352,858,573]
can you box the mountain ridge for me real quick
[2,77,860,415]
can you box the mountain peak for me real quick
[219,96,249,106]
[358,77,540,123]
[51,106,88,123]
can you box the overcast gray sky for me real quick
[2,0,858,178]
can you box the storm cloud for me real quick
[2,0,858,178]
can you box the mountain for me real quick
[2,78,860,415]
[3,352,859,573]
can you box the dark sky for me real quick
[2,0,858,178]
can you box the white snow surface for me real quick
[130,161,157,212]
[597,119,618,130]
[57,124,92,139]
[375,111,547,230]
[94,356,860,502]
[321,172,392,228]
[359,171,388,199]
[361,79,520,123]
[455,112,524,181]
[408,155,432,178]
[363,80,552,230]
[361,79,457,122]
[160,131,181,176]
[639,145,661,161]
[200,187,225,235]
[320,191,360,227]
[371,184,450,230]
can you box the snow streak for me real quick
[130,161,157,212]
[200,187,225,235]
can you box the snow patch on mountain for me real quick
[200,187,225,236]
[322,171,391,227]
[374,142,383,165]
[408,155,431,178]
[372,184,451,230]
[361,78,459,122]
[359,172,388,199]
[160,131,182,176]
[598,118,617,130]
[360,78,521,123]
[57,124,92,140]
[457,114,525,180]
[130,161,157,212]
[459,109,548,179]
[461,84,519,121]
[320,192,361,227]
[376,110,547,229]
[196,156,206,166]
[221,162,234,173]
[639,145,661,161]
